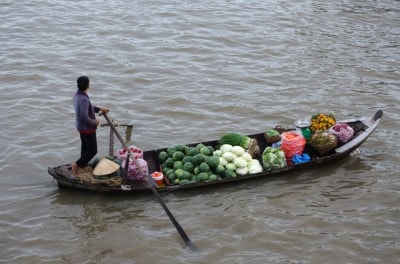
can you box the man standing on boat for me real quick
[71,76,109,176]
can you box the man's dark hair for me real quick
[77,76,90,90]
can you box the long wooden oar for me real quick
[101,112,194,248]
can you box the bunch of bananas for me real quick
[310,113,336,132]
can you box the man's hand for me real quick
[100,107,110,113]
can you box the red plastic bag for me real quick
[280,131,306,165]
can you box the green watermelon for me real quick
[175,169,191,180]
[179,179,191,185]
[207,146,215,154]
[200,147,211,156]
[172,151,185,161]
[175,144,187,152]
[209,174,218,181]
[225,169,237,178]
[199,162,210,173]
[192,154,206,165]
[207,156,220,168]
[182,156,193,164]
[187,147,200,156]
[168,173,176,182]
[158,151,169,163]
[167,146,176,156]
[183,162,194,173]
[173,161,183,170]
[197,172,209,182]
[165,158,174,168]
[196,143,207,150]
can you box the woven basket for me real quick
[309,132,338,156]
[264,133,281,144]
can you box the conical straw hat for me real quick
[92,158,120,176]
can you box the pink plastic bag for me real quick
[329,123,354,144]
[117,145,144,160]
[121,158,148,181]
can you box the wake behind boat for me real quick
[48,110,383,194]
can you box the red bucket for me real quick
[151,172,164,186]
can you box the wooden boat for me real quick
[48,110,383,194]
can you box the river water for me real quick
[1,0,399,263]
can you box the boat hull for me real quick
[48,110,383,194]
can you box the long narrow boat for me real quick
[48,110,383,194]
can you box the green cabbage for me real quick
[262,147,287,171]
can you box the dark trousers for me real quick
[76,132,97,168]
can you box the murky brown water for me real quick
[1,0,399,263]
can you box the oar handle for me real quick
[101,112,129,149]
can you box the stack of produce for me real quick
[158,143,221,185]
[158,142,264,185]
[218,133,260,157]
[310,113,336,133]
[329,123,354,144]
[213,144,263,177]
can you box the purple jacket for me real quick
[74,90,100,133]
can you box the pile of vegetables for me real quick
[310,113,336,132]
[262,147,287,171]
[158,141,264,186]
[158,143,223,185]
[213,144,263,176]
